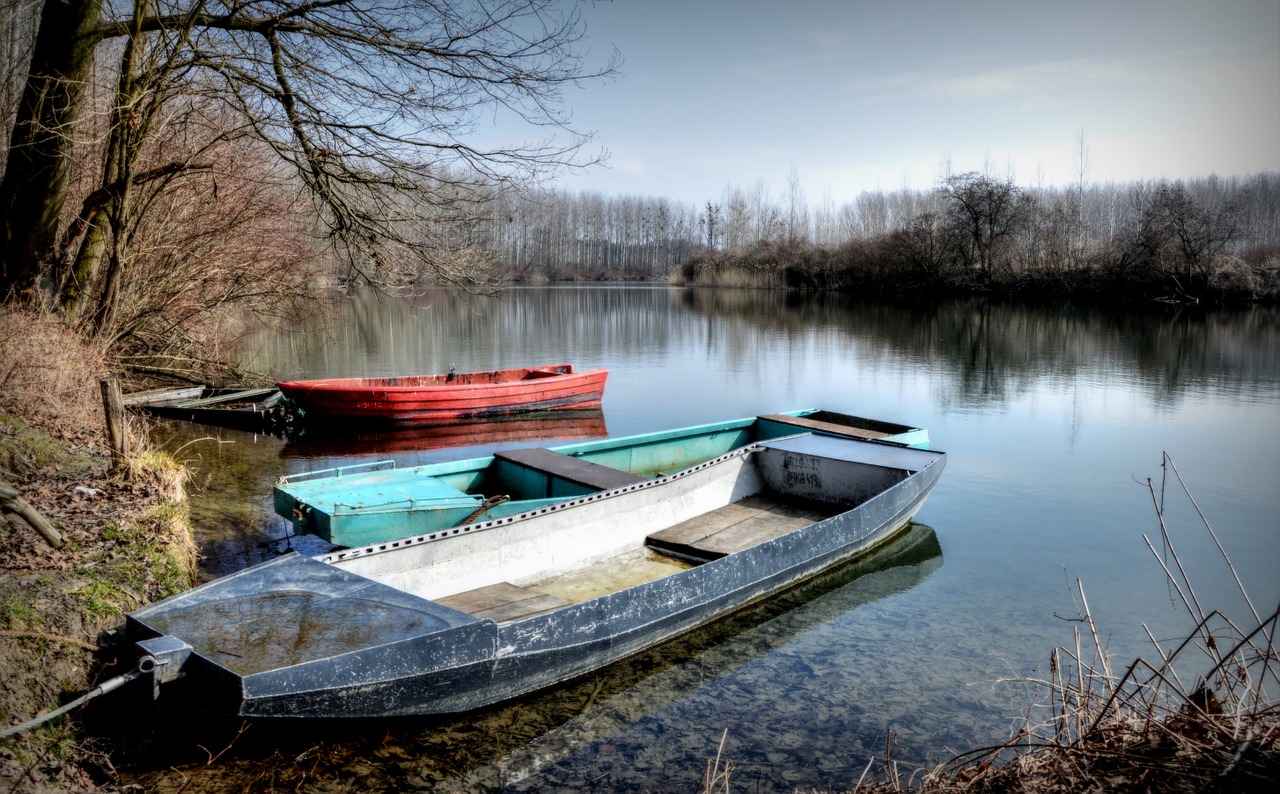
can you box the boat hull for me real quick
[277,364,607,424]
[273,409,931,547]
[128,435,946,718]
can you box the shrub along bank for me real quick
[672,176,1279,308]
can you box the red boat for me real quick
[276,364,608,425]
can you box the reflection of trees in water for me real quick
[681,290,1280,407]
[245,286,1277,409]
[248,287,698,377]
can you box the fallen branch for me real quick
[0,479,64,548]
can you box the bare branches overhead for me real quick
[1,0,617,310]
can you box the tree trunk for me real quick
[89,0,152,336]
[61,206,109,318]
[0,0,104,302]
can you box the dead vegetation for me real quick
[0,308,195,792]
[836,453,1277,793]
[0,308,109,449]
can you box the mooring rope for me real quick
[0,667,144,739]
[458,494,511,526]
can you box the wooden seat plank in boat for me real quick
[435,581,570,623]
[494,447,647,491]
[647,495,836,563]
[759,412,889,440]
[646,495,787,547]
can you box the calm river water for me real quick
[128,286,1280,792]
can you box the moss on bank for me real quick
[0,412,196,791]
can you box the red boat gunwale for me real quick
[277,364,608,425]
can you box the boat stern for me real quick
[755,433,946,506]
[274,461,486,545]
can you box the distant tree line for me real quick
[478,191,703,280]
[490,170,1279,305]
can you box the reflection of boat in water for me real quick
[279,410,609,460]
[126,435,945,718]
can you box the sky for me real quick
[509,0,1280,206]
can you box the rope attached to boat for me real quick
[458,494,510,526]
[0,666,144,739]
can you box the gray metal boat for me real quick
[126,433,946,718]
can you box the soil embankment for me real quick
[0,310,196,791]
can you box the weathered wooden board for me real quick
[436,581,571,623]
[646,495,784,548]
[759,412,888,440]
[647,495,835,562]
[692,505,828,557]
[122,386,205,406]
[495,447,647,491]
[174,387,279,408]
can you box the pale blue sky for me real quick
[525,0,1280,205]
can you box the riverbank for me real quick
[669,238,1280,307]
[0,311,197,791]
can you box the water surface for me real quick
[134,287,1279,792]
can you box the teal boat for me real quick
[273,409,929,547]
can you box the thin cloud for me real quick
[845,53,1184,103]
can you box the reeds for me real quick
[699,728,735,794]
[907,452,1279,792]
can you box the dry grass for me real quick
[835,452,1279,793]
[0,306,197,790]
[0,307,108,446]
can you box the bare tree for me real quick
[1123,181,1242,300]
[784,165,808,243]
[1,0,617,327]
[889,211,948,279]
[941,171,1024,277]
[720,185,749,250]
[701,200,721,249]
[1073,129,1091,189]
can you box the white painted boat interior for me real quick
[322,436,934,623]
[326,451,763,602]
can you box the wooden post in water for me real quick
[99,375,129,471]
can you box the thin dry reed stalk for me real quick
[700,728,734,794]
[913,452,1279,792]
